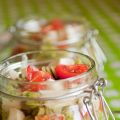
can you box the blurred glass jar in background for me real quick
[2,18,106,74]
[10,18,88,53]
[0,50,114,120]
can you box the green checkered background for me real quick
[0,0,120,119]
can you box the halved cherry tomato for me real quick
[51,19,64,30]
[55,64,89,79]
[27,65,52,82]
[23,65,53,91]
[41,19,64,33]
[27,65,39,81]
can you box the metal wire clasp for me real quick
[83,78,115,120]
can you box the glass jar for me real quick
[4,18,106,75]
[9,18,88,53]
[0,50,114,120]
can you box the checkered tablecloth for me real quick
[0,0,120,119]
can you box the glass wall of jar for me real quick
[0,50,114,120]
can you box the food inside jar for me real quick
[1,94,104,120]
[21,19,84,43]
[7,57,90,92]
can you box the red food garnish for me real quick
[24,83,47,92]
[41,25,53,33]
[27,65,52,82]
[51,114,65,120]
[35,114,65,120]
[41,19,64,33]
[55,64,89,79]
[51,19,64,30]
[35,115,50,120]
[57,44,68,49]
[23,65,53,91]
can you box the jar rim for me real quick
[0,49,95,83]
[0,50,96,100]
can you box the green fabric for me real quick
[0,0,120,118]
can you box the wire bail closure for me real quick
[83,78,115,120]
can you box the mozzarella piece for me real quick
[23,20,40,32]
[9,70,19,80]
[59,58,74,65]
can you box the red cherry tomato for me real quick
[51,19,64,30]
[24,65,53,91]
[41,19,64,33]
[27,65,52,82]
[27,65,39,81]
[55,64,89,79]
